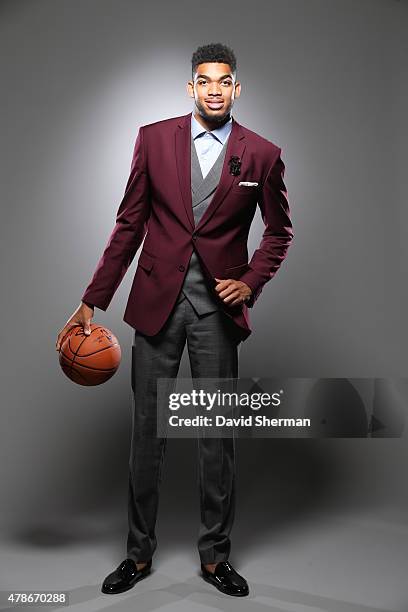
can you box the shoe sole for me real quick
[201,573,249,597]
[101,569,151,594]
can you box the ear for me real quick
[186,81,194,99]
[234,82,241,98]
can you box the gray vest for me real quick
[175,134,229,315]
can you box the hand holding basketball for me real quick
[56,301,94,351]
[56,302,122,386]
[58,323,121,386]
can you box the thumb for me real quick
[83,321,92,335]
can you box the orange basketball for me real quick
[59,323,121,386]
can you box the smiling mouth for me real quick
[206,100,224,109]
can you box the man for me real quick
[56,42,293,597]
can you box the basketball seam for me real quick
[68,326,104,377]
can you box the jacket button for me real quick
[178,265,185,272]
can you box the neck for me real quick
[193,110,231,132]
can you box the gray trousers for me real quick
[126,296,242,564]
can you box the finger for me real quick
[222,289,241,303]
[230,293,250,306]
[214,278,229,291]
[56,333,66,351]
[83,321,92,335]
[56,329,68,351]
[216,278,234,291]
[218,283,238,299]
[56,322,77,351]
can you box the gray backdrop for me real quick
[1,0,407,609]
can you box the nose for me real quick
[208,83,222,96]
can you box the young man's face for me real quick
[187,62,241,124]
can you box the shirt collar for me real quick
[191,112,233,144]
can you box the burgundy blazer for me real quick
[81,112,294,341]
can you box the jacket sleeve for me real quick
[239,148,294,308]
[81,126,151,311]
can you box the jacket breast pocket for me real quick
[231,184,259,197]
[137,250,155,273]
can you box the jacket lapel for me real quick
[175,113,195,230]
[175,112,246,232]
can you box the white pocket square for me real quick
[238,181,258,187]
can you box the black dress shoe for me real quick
[101,558,152,594]
[201,560,249,597]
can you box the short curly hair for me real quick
[191,42,237,79]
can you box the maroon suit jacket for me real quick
[81,112,294,341]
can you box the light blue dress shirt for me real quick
[191,112,233,179]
